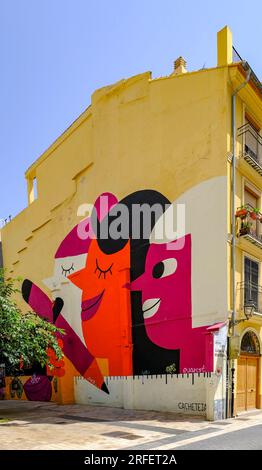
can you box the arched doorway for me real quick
[236,330,260,413]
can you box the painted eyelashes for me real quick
[61,263,75,277]
[95,259,113,279]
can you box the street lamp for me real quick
[244,299,256,320]
[229,299,255,329]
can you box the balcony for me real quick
[236,203,262,249]
[237,281,262,316]
[238,123,262,175]
[232,46,262,95]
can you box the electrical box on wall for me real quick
[228,335,240,359]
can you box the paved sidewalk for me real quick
[0,401,262,450]
[176,425,262,450]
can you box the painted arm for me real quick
[22,279,108,393]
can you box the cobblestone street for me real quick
[0,401,262,450]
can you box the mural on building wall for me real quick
[131,233,211,373]
[5,374,59,402]
[22,178,228,398]
[22,193,118,396]
[5,339,65,402]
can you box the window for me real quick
[33,177,38,200]
[241,331,260,355]
[27,176,38,204]
[244,186,259,237]
[244,257,259,310]
[245,115,261,161]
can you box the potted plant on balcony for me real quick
[239,221,252,236]
[250,207,260,221]
[236,205,248,219]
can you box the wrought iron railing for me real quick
[232,46,243,63]
[0,216,12,227]
[232,46,262,95]
[238,123,262,165]
[237,281,262,314]
[236,203,262,245]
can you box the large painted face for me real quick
[131,234,191,349]
[69,238,131,359]
[43,253,87,345]
[43,214,94,346]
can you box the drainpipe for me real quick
[230,62,251,417]
[231,63,251,334]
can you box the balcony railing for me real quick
[237,281,262,315]
[232,46,262,96]
[232,46,243,63]
[236,203,262,248]
[0,216,12,227]
[238,123,262,175]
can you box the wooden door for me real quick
[236,355,258,413]
[236,356,247,413]
[246,357,258,410]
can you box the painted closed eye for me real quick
[152,258,177,279]
[61,263,75,277]
[95,259,113,279]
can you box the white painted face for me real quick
[43,254,87,345]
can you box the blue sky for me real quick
[1,0,261,220]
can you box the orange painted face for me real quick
[69,239,131,361]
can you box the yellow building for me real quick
[1,26,262,420]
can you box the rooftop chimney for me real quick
[172,56,187,75]
[217,26,233,66]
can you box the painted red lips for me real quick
[81,290,105,321]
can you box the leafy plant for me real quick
[0,270,64,375]
[241,221,252,229]
[252,208,260,215]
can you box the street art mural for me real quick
[5,374,59,402]
[21,178,228,399]
[69,239,132,377]
[130,233,210,373]
[22,193,118,397]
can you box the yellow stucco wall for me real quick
[2,66,229,284]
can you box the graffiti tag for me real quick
[178,402,206,412]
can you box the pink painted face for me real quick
[131,234,192,349]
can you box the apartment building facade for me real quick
[1,26,261,420]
